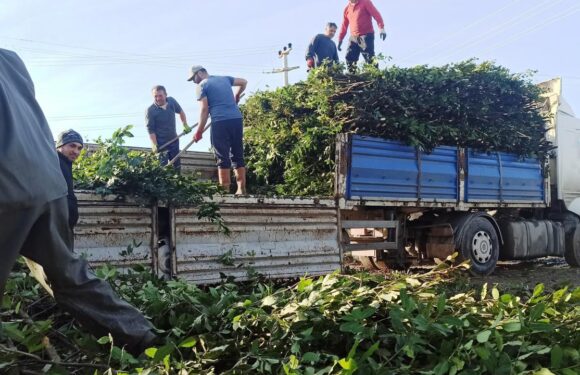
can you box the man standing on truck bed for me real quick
[146,85,191,171]
[188,65,248,195]
[56,129,83,230]
[0,48,158,355]
[338,0,386,72]
[305,22,340,71]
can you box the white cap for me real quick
[187,65,205,81]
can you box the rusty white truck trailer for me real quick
[75,78,579,281]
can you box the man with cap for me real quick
[337,0,386,72]
[56,129,84,230]
[305,22,340,70]
[0,48,159,355]
[146,85,190,170]
[188,66,248,195]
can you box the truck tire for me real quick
[565,226,580,267]
[459,217,499,275]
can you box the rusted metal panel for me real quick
[335,133,351,199]
[173,197,340,284]
[180,151,218,181]
[74,192,155,271]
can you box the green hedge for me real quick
[242,61,551,196]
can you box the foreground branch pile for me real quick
[2,260,579,374]
[242,61,551,196]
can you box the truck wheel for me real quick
[565,226,580,267]
[459,217,499,276]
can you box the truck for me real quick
[336,78,580,275]
[74,78,580,281]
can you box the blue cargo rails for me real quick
[339,135,546,205]
[335,128,579,275]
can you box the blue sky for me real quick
[1,0,579,151]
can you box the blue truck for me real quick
[335,78,580,275]
[72,80,579,281]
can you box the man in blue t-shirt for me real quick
[187,66,248,194]
[146,85,190,170]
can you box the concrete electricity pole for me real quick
[265,43,299,86]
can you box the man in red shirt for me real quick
[338,0,386,72]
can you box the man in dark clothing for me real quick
[0,48,158,355]
[146,85,190,171]
[56,129,84,229]
[305,22,339,70]
[337,0,386,72]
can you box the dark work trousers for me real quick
[0,197,156,351]
[159,141,181,172]
[345,33,376,72]
[210,118,245,169]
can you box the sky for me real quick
[1,0,579,151]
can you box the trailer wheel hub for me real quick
[472,231,492,264]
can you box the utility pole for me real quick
[264,43,299,86]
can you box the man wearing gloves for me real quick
[0,48,158,355]
[305,22,340,71]
[146,85,190,171]
[56,129,84,230]
[337,0,386,72]
[187,65,248,195]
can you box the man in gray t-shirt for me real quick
[146,85,189,170]
[187,66,248,194]
[0,48,157,354]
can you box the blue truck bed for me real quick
[339,135,546,207]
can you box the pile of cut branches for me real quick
[242,60,552,196]
[1,259,579,374]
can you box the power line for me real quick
[47,113,142,121]
[429,0,568,64]
[23,48,277,63]
[2,36,278,73]
[476,3,580,55]
[21,51,272,73]
[398,0,523,63]
[0,35,279,61]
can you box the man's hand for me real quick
[306,58,315,69]
[183,122,192,134]
[338,40,343,51]
[193,131,203,142]
[379,29,387,41]
[235,92,246,104]
[151,143,158,153]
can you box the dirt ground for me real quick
[348,256,580,292]
[467,258,580,292]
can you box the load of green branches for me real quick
[73,126,226,231]
[2,259,579,374]
[241,60,552,196]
